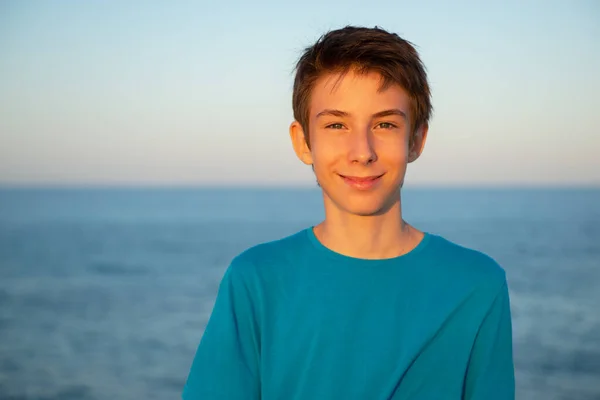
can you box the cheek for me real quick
[376,139,409,165]
[310,140,342,166]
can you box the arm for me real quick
[183,257,261,399]
[463,281,515,400]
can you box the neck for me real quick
[314,194,424,260]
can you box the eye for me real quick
[377,122,397,129]
[325,123,344,129]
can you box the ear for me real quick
[408,123,428,163]
[289,121,313,165]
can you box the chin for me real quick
[321,178,402,217]
[328,193,397,217]
[344,199,391,216]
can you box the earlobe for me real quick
[289,121,313,165]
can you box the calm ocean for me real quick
[0,187,599,400]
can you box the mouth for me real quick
[338,173,385,190]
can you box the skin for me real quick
[289,69,429,260]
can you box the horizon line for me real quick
[0,182,598,190]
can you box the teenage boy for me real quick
[183,25,515,400]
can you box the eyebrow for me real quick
[315,108,406,119]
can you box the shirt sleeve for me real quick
[182,257,261,399]
[463,281,516,400]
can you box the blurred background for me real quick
[0,1,599,399]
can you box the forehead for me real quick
[309,70,411,117]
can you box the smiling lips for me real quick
[339,173,384,190]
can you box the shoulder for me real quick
[426,233,507,291]
[225,228,310,280]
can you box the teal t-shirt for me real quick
[183,228,515,399]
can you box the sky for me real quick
[0,0,599,187]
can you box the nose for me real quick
[348,127,377,165]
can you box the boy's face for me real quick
[290,69,427,216]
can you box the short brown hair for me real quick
[292,26,433,147]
